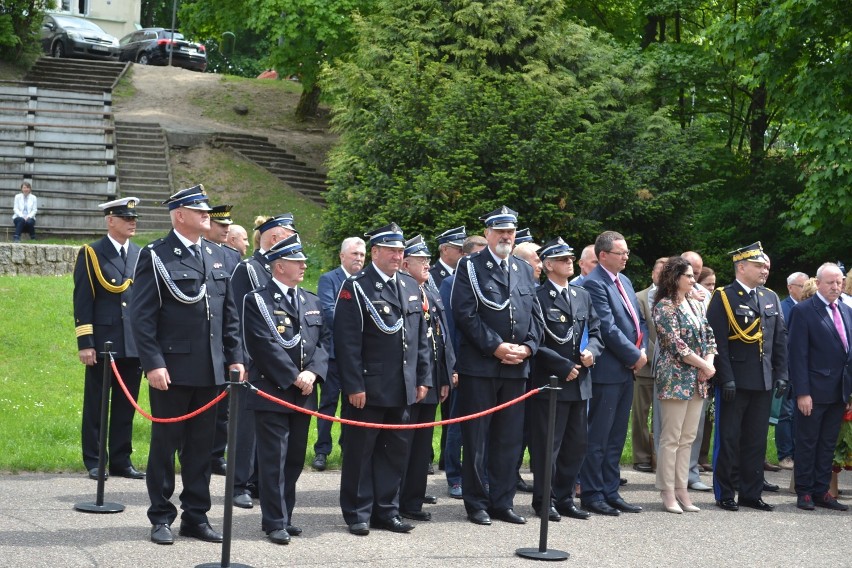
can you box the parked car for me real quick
[40,14,120,60]
[118,28,207,72]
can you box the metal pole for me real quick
[168,0,177,67]
[74,342,124,513]
[516,376,569,561]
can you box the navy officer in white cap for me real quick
[73,196,145,481]
[131,184,245,545]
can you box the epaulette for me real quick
[348,270,367,281]
[223,244,240,253]
[146,238,167,249]
[300,288,319,299]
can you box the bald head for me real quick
[681,251,703,275]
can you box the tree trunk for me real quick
[748,83,768,169]
[295,83,322,121]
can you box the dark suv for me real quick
[118,28,207,72]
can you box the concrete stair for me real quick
[114,121,173,232]
[211,133,327,205]
[24,57,129,93]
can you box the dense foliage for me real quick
[0,0,47,64]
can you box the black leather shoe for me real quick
[311,453,327,471]
[401,510,432,521]
[814,493,849,511]
[423,494,438,504]
[763,461,781,472]
[110,465,145,479]
[233,494,254,509]
[490,508,527,524]
[620,477,628,486]
[556,502,591,520]
[796,495,815,511]
[179,521,223,543]
[607,497,642,513]
[371,515,415,533]
[716,498,739,511]
[348,522,369,536]
[267,528,290,544]
[150,523,173,545]
[468,510,492,525]
[427,463,435,475]
[585,500,620,516]
[763,479,780,492]
[738,498,774,511]
[210,460,227,476]
[286,525,303,536]
[633,462,653,473]
[88,468,108,480]
[516,478,533,493]
[535,506,561,522]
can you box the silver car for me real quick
[40,14,120,60]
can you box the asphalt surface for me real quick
[1,467,849,567]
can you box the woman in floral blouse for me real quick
[653,257,717,514]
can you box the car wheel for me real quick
[137,53,149,65]
[52,41,65,58]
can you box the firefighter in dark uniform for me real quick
[73,197,145,480]
[131,185,245,545]
[529,237,603,521]
[334,223,432,536]
[242,234,329,544]
[706,242,788,512]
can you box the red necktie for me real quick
[615,276,643,348]
[830,302,848,351]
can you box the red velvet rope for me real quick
[111,354,545,428]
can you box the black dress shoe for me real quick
[423,494,438,504]
[796,495,815,511]
[110,465,145,479]
[210,460,227,476]
[633,462,653,473]
[285,525,302,536]
[763,479,780,492]
[348,522,370,536]
[401,510,432,521]
[468,510,492,525]
[267,528,290,544]
[607,497,642,513]
[534,506,561,522]
[179,521,223,543]
[620,477,628,486]
[814,493,849,511]
[150,523,173,545]
[233,493,254,509]
[371,515,415,533]
[738,498,774,511]
[88,468,108,480]
[311,453,327,471]
[556,502,591,520]
[763,461,781,472]
[490,508,527,524]
[716,498,739,511]
[427,463,435,475]
[585,501,620,516]
[516,478,534,493]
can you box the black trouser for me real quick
[793,401,845,497]
[400,402,437,513]
[713,387,771,502]
[529,397,587,511]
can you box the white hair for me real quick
[786,271,808,285]
[340,236,366,253]
[816,263,842,280]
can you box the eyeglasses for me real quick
[606,249,630,257]
[789,283,804,288]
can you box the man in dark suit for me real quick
[706,242,788,512]
[131,185,245,545]
[787,263,852,511]
[242,234,330,543]
[311,236,367,471]
[229,213,297,508]
[776,271,809,472]
[578,230,648,516]
[399,235,454,521]
[334,223,431,536]
[451,206,543,526]
[530,238,603,522]
[73,197,145,481]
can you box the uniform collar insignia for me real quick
[571,288,576,297]
[400,279,406,288]
[512,263,518,271]
[273,292,282,300]
[376,281,384,290]
[550,290,557,298]
[205,246,212,255]
[173,247,182,256]
[486,260,494,269]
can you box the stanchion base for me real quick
[74,502,125,514]
[196,563,253,568]
[516,547,570,561]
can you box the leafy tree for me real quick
[321,0,719,279]
[0,0,48,64]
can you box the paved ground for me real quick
[1,468,848,567]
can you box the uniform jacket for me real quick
[73,236,140,359]
[220,244,242,275]
[242,282,329,412]
[421,284,455,405]
[333,263,432,407]
[531,281,603,401]
[451,250,544,379]
[787,295,852,404]
[231,250,273,309]
[653,297,717,400]
[317,266,348,358]
[581,264,648,384]
[429,260,453,290]
[130,231,243,386]
[706,281,788,391]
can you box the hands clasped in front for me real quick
[494,342,531,365]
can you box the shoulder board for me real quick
[468,250,483,260]
[146,238,166,249]
[223,244,240,253]
[349,270,367,281]
[300,288,319,299]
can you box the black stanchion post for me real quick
[198,368,251,568]
[516,377,569,561]
[75,341,125,514]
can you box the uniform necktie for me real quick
[386,277,398,296]
[190,244,200,257]
[287,288,298,312]
[615,275,641,344]
[830,302,848,351]
[500,259,508,274]
[119,247,126,261]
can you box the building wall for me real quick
[50,0,142,39]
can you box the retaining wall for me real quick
[0,243,79,275]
